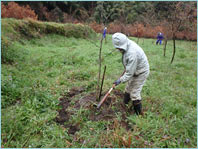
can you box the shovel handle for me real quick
[97,84,115,109]
[97,70,124,109]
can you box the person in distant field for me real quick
[156,32,164,45]
[103,27,107,38]
[112,33,150,115]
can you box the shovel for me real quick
[97,84,116,109]
[96,70,125,109]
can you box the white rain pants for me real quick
[125,70,149,101]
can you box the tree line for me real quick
[2,1,196,24]
[2,1,197,41]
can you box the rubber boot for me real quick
[133,100,142,115]
[123,92,130,104]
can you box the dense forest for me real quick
[2,1,197,40]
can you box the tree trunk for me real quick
[137,36,139,44]
[98,65,106,100]
[97,35,104,100]
[171,36,176,64]
[163,39,167,57]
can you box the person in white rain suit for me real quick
[112,33,149,115]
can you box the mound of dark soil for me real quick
[56,87,134,134]
[55,87,85,130]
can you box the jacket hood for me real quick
[112,33,128,51]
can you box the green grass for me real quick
[1,21,197,148]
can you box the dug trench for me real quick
[55,87,135,135]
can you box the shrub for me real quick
[126,23,144,38]
[48,7,64,23]
[1,2,7,18]
[1,2,38,20]
[176,31,197,41]
[63,13,78,23]
[134,23,144,37]
[108,22,122,34]
[89,21,104,33]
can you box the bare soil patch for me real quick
[56,87,134,134]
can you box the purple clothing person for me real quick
[156,32,164,45]
[103,27,107,38]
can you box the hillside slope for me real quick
[1,18,96,64]
[1,19,197,148]
[2,18,96,40]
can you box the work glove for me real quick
[113,79,121,86]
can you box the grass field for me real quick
[1,19,197,148]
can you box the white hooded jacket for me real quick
[112,33,149,83]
